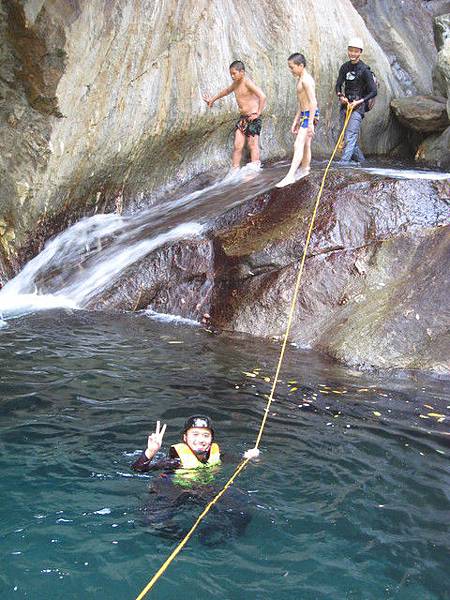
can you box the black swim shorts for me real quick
[236,115,262,137]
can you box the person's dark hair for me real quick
[288,53,306,66]
[229,60,245,72]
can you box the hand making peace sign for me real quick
[144,420,167,460]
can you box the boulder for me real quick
[87,169,450,373]
[433,13,450,50]
[351,0,437,95]
[415,125,450,168]
[390,95,449,133]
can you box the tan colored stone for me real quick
[390,95,449,133]
[433,13,450,51]
[416,126,450,168]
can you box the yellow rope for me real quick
[134,104,354,600]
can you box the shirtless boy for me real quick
[276,53,318,188]
[203,61,266,170]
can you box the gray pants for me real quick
[340,109,365,162]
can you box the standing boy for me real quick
[203,61,266,171]
[276,53,318,188]
[335,37,377,165]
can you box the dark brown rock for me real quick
[89,170,450,373]
[390,95,449,133]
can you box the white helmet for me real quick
[347,37,364,51]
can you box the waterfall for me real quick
[0,164,268,320]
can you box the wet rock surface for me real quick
[0,0,441,267]
[91,169,450,373]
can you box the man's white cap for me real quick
[347,37,364,51]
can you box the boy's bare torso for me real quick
[296,72,316,111]
[233,79,260,116]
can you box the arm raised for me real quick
[145,420,167,460]
[203,83,236,108]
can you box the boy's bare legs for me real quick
[276,128,308,187]
[232,129,246,169]
[301,135,312,175]
[247,135,260,164]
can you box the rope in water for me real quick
[135,104,354,600]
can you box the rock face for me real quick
[0,0,439,272]
[433,14,450,117]
[389,13,450,167]
[434,12,450,50]
[416,125,450,168]
[91,170,450,374]
[350,0,437,95]
[390,95,449,133]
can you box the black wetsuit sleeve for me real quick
[131,449,181,472]
[335,64,347,95]
[362,67,377,102]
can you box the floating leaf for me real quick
[419,414,429,419]
[373,411,381,417]
[263,377,271,382]
[168,341,183,344]
[332,390,347,395]
[290,387,298,392]
[427,413,445,419]
[242,371,257,378]
[424,404,434,410]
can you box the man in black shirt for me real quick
[335,37,377,165]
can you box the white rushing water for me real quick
[0,217,203,319]
[359,167,450,180]
[1,160,445,321]
[0,165,264,321]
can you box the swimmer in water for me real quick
[132,415,260,543]
[132,415,259,474]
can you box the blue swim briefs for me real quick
[299,109,320,128]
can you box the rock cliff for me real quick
[0,0,439,264]
[88,168,450,374]
[1,1,449,373]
